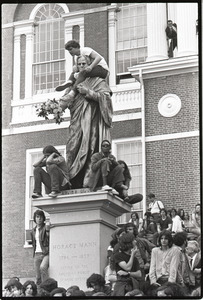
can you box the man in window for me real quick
[165,20,177,58]
[32,145,71,198]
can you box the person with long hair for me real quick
[30,210,50,286]
[112,233,142,296]
[149,230,183,286]
[32,145,71,198]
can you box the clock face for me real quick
[158,94,182,117]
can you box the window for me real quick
[33,4,65,95]
[116,3,147,83]
[25,145,66,246]
[113,139,143,211]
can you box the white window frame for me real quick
[11,4,84,124]
[24,145,66,247]
[112,137,143,202]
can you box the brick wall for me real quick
[144,72,199,136]
[146,137,200,211]
[145,72,200,211]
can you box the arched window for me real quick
[116,3,147,82]
[33,4,65,94]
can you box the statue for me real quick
[59,55,113,189]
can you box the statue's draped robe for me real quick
[66,77,113,188]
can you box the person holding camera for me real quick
[32,145,71,198]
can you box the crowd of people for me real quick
[3,202,201,297]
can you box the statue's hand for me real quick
[77,84,88,95]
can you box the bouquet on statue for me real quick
[35,98,64,124]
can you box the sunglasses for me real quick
[102,144,110,147]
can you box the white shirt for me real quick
[149,200,164,214]
[79,47,109,71]
[35,227,42,253]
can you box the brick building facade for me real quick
[2,3,200,283]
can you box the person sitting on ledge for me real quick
[32,145,71,198]
[88,140,128,197]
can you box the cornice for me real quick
[128,55,198,81]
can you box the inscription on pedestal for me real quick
[49,225,100,290]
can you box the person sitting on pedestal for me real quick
[88,140,129,198]
[32,145,71,198]
[165,20,177,58]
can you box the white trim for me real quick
[29,3,69,20]
[128,55,198,80]
[113,113,141,122]
[2,113,141,136]
[145,131,199,142]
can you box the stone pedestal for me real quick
[33,190,131,290]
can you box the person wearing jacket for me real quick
[31,209,50,285]
[32,145,71,198]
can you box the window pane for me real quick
[116,3,147,75]
[33,4,65,95]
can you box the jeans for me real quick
[33,165,67,194]
[100,161,125,188]
[34,253,49,285]
[69,65,108,92]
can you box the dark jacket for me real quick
[31,224,49,257]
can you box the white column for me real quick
[176,3,198,57]
[108,5,117,87]
[13,35,21,100]
[146,3,168,61]
[64,23,73,81]
[79,24,84,47]
[25,31,34,99]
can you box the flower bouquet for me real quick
[35,98,65,124]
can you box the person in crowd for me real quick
[183,212,197,240]
[172,231,189,288]
[145,214,157,243]
[49,287,67,297]
[56,40,109,99]
[117,160,143,205]
[156,282,188,297]
[112,233,142,296]
[22,280,38,297]
[129,212,144,235]
[86,273,112,296]
[125,288,145,296]
[105,228,125,287]
[30,210,49,286]
[88,140,128,197]
[147,193,164,223]
[189,203,201,239]
[59,55,113,189]
[66,285,80,296]
[153,208,172,245]
[124,223,155,278]
[165,20,177,58]
[142,211,152,235]
[185,240,201,293]
[3,278,23,297]
[171,208,184,233]
[38,277,58,297]
[32,145,71,198]
[149,230,183,286]
[177,208,185,220]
